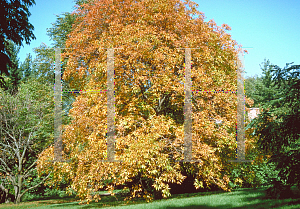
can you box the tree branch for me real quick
[7,174,16,186]
[0,142,14,156]
[0,168,8,173]
[154,93,170,115]
[0,182,7,193]
[1,129,18,154]
[23,161,37,179]
[138,79,148,102]
[0,158,12,173]
[19,171,52,199]
[20,132,33,172]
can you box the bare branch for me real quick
[0,158,12,173]
[1,128,20,156]
[0,167,6,172]
[20,132,33,171]
[7,174,16,186]
[0,142,14,156]
[0,182,7,192]
[23,160,37,179]
[19,171,52,199]
[23,167,36,180]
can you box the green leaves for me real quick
[247,61,300,196]
[0,78,56,203]
[0,0,36,87]
[47,12,77,49]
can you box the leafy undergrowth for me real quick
[0,187,299,209]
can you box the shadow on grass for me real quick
[82,187,300,209]
[238,186,300,209]
[5,187,299,209]
[24,194,78,203]
[160,199,300,209]
[0,196,82,209]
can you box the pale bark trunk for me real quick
[15,194,21,204]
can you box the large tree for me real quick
[226,60,285,190]
[0,0,35,89]
[0,78,54,204]
[37,0,248,204]
[248,62,300,198]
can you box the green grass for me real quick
[0,187,299,209]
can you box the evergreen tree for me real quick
[248,62,300,198]
[0,41,22,95]
[19,53,33,82]
[7,41,22,95]
[47,12,77,49]
[0,0,35,89]
[245,59,283,109]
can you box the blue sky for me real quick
[18,0,300,78]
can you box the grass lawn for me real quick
[0,187,299,209]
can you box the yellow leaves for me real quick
[38,0,245,204]
[150,169,158,175]
[234,178,243,187]
[194,179,204,189]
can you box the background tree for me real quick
[14,2,95,200]
[0,41,23,95]
[244,75,262,108]
[227,60,293,191]
[37,0,248,204]
[19,53,33,83]
[47,12,77,49]
[226,123,280,190]
[0,0,35,89]
[0,78,54,204]
[0,0,89,202]
[248,62,300,198]
[245,59,284,110]
[31,0,89,120]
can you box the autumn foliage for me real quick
[37,0,249,203]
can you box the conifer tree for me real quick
[19,53,33,82]
[248,62,300,198]
[0,41,22,95]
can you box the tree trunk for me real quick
[15,194,21,204]
[13,175,23,204]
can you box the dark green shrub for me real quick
[266,178,292,199]
[228,157,280,189]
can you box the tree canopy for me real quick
[0,78,54,203]
[0,40,23,95]
[37,0,249,204]
[247,62,300,197]
[0,0,36,89]
[245,59,285,111]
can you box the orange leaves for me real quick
[221,23,232,31]
[35,0,247,204]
